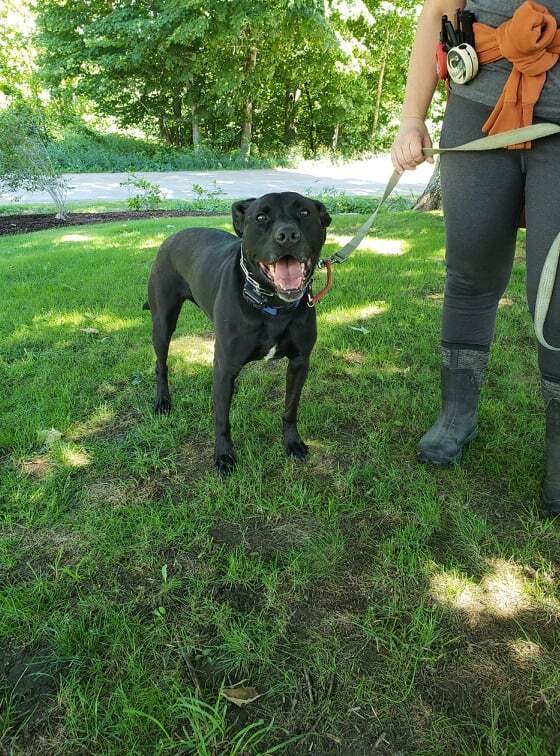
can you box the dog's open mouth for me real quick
[258,256,311,292]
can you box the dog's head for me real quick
[232,192,331,302]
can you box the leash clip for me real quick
[308,260,333,307]
[437,10,479,85]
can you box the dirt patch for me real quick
[69,403,143,443]
[420,633,560,728]
[19,454,54,480]
[3,526,83,585]
[84,479,135,507]
[290,576,370,638]
[175,438,215,480]
[305,443,347,490]
[0,646,66,731]
[83,439,213,509]
[210,513,322,557]
[0,209,223,236]
[213,584,262,613]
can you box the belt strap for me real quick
[325,122,560,350]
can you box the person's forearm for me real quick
[400,0,466,122]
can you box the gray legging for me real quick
[440,94,560,382]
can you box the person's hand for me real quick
[391,116,434,174]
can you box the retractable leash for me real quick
[319,122,560,350]
[437,9,479,85]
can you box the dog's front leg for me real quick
[283,355,310,460]
[212,357,240,476]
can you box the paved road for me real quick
[0,154,432,204]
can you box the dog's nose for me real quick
[274,224,301,246]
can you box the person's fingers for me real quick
[390,146,403,173]
[393,140,409,173]
[391,123,432,173]
[402,136,422,169]
[397,144,413,172]
[409,134,425,165]
[392,153,405,174]
[422,132,434,164]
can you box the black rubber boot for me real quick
[418,347,489,465]
[541,379,560,515]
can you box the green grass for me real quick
[0,195,412,218]
[1,212,559,754]
[0,199,233,216]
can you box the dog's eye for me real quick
[256,213,267,222]
[299,208,310,217]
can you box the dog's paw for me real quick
[154,396,171,415]
[215,454,235,477]
[285,440,309,461]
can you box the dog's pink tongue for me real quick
[273,257,303,290]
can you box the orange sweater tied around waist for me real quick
[474,0,560,147]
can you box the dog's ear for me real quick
[313,200,332,229]
[232,198,256,237]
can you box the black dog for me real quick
[144,192,331,475]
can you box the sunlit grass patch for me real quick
[326,233,409,256]
[430,559,533,624]
[169,333,215,366]
[320,301,389,325]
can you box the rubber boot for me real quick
[541,379,560,515]
[418,347,489,465]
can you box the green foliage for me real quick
[0,0,37,101]
[34,0,422,158]
[120,176,164,211]
[0,192,415,220]
[191,181,226,200]
[0,105,68,217]
[42,128,294,173]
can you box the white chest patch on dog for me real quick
[264,345,277,361]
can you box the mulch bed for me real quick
[0,210,224,237]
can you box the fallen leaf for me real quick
[37,428,63,447]
[350,325,369,334]
[221,684,261,707]
[80,327,100,335]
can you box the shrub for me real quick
[120,175,164,211]
[44,128,297,173]
[0,107,69,219]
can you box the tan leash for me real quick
[320,122,560,350]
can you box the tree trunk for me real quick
[331,124,339,151]
[192,108,200,148]
[46,178,68,220]
[371,53,387,147]
[284,87,301,144]
[240,46,258,160]
[171,97,183,147]
[371,26,395,147]
[304,82,316,154]
[413,159,442,211]
[158,117,172,145]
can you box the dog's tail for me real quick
[142,300,150,311]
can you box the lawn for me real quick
[1,211,559,754]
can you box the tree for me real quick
[0,0,37,102]
[0,107,69,219]
[36,0,211,147]
[33,0,425,157]
[413,159,442,211]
